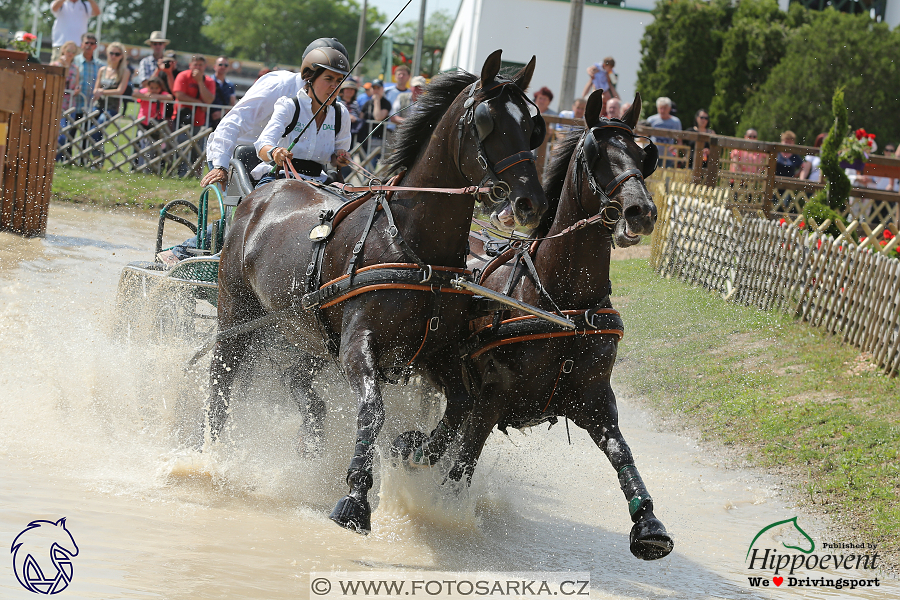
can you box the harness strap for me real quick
[332,182,489,195]
[494,151,536,174]
[466,308,624,360]
[380,197,427,270]
[302,264,472,310]
[346,197,382,277]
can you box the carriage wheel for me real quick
[113,266,154,342]
[145,284,198,343]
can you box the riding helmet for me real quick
[301,47,350,81]
[302,38,349,61]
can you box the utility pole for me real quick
[411,0,427,77]
[559,0,584,113]
[94,0,105,40]
[31,0,40,38]
[354,0,368,72]
[161,0,171,39]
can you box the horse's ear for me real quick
[584,89,605,128]
[622,92,642,129]
[480,50,503,85]
[512,56,536,92]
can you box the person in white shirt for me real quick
[201,37,348,188]
[252,47,351,186]
[50,0,100,62]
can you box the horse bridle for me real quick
[574,118,658,228]
[456,78,546,204]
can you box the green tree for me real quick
[203,0,383,66]
[390,9,454,48]
[708,0,802,135]
[739,9,900,145]
[803,88,850,234]
[107,0,219,53]
[636,0,734,121]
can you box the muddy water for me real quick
[0,204,897,599]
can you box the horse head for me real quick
[458,50,548,230]
[11,518,79,593]
[576,90,657,247]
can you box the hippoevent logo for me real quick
[745,516,880,591]
[10,518,79,594]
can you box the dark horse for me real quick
[392,90,674,560]
[204,50,548,534]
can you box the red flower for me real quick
[868,133,876,139]
[867,139,873,147]
[817,239,822,249]
[22,33,36,42]
[855,128,866,140]
[799,221,806,228]
[884,230,894,240]
[779,218,786,225]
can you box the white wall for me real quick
[441,0,654,113]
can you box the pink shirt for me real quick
[136,87,171,125]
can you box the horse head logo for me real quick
[746,516,815,560]
[10,518,79,594]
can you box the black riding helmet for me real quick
[302,38,348,62]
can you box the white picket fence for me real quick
[650,181,900,376]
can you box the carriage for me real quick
[113,148,257,341]
[112,53,673,561]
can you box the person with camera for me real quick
[137,31,171,87]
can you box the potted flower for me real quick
[3,31,39,62]
[838,128,876,171]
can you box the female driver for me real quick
[252,47,352,185]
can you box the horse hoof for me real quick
[329,495,371,535]
[390,431,430,467]
[629,517,674,560]
[295,429,324,458]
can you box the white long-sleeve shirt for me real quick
[205,71,306,170]
[250,87,351,180]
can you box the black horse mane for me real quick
[382,70,479,176]
[538,129,583,235]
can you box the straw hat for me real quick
[144,31,170,45]
[410,76,427,88]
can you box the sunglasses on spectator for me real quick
[747,134,758,139]
[84,41,97,45]
[698,115,709,120]
[108,52,122,56]
[151,42,166,46]
[216,62,228,67]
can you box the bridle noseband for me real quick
[574,119,658,228]
[456,78,546,204]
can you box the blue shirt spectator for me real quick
[73,34,102,113]
[645,97,682,145]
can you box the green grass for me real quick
[51,165,203,211]
[610,259,900,569]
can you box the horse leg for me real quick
[329,329,384,534]
[287,353,328,456]
[391,355,473,468]
[201,281,261,447]
[445,399,501,485]
[571,380,674,561]
[204,333,250,444]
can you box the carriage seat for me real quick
[227,145,262,198]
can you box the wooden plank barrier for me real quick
[653,186,900,377]
[0,55,66,237]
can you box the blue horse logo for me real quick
[11,518,79,594]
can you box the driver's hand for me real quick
[201,167,227,187]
